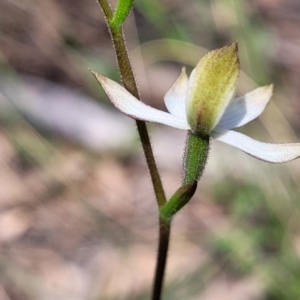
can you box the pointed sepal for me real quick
[213,130,300,163]
[91,71,191,130]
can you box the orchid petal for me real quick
[214,85,273,131]
[164,68,188,119]
[212,130,300,163]
[186,42,239,135]
[92,71,191,130]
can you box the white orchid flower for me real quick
[92,42,300,163]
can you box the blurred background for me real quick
[0,0,300,299]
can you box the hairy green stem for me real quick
[183,132,210,185]
[97,0,113,20]
[97,0,166,207]
[152,218,171,300]
[111,0,135,29]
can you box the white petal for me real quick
[92,71,190,130]
[215,85,273,131]
[164,68,188,119]
[212,130,300,163]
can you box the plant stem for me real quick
[97,0,166,207]
[97,0,113,20]
[183,132,210,185]
[152,218,171,300]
